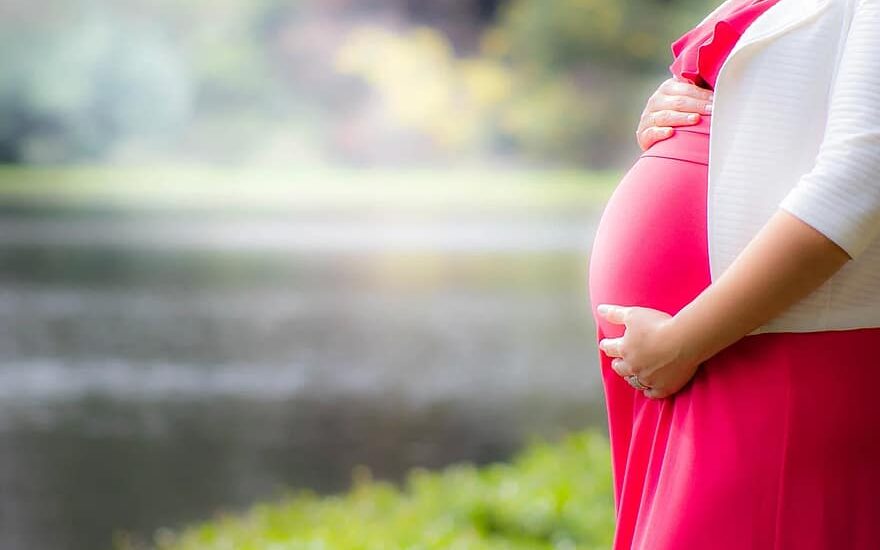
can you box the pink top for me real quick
[669,0,782,90]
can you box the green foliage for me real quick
[1,0,722,167]
[0,9,192,163]
[334,25,598,164]
[496,0,627,73]
[336,26,504,153]
[128,430,614,550]
[335,0,721,166]
[0,0,298,164]
[495,0,718,74]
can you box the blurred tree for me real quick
[0,5,193,163]
[0,0,720,167]
[335,0,718,166]
[484,0,718,165]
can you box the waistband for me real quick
[639,114,711,166]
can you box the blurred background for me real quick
[0,0,716,548]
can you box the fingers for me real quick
[598,337,623,358]
[613,360,663,398]
[637,79,714,148]
[637,126,674,151]
[647,94,714,115]
[612,360,665,398]
[610,358,634,377]
[643,383,675,399]
[596,304,628,324]
[660,78,716,101]
[610,357,642,385]
[651,109,703,127]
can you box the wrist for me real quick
[661,312,710,368]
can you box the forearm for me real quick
[667,208,852,366]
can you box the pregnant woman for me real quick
[588,0,880,548]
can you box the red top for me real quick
[669,0,782,90]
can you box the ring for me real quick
[626,375,650,391]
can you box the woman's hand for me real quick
[636,77,715,151]
[596,304,702,399]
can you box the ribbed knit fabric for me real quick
[702,0,880,334]
[776,0,880,260]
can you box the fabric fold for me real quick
[669,0,780,90]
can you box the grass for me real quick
[118,430,615,550]
[0,165,620,216]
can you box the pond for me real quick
[0,210,606,550]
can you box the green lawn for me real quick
[119,430,615,550]
[0,165,620,216]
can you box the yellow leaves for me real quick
[460,59,514,109]
[332,0,634,163]
[500,79,591,156]
[480,28,510,58]
[335,25,514,152]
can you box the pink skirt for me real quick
[588,115,880,549]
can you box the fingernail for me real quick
[597,304,611,315]
[704,103,713,113]
[687,114,699,122]
[708,93,715,101]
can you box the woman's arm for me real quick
[679,0,880,356]
[665,209,851,372]
[673,0,880,361]
[775,0,880,260]
[599,0,880,398]
[598,213,850,399]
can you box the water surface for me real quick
[0,211,605,549]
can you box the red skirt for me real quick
[588,114,880,549]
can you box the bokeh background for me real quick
[0,0,716,548]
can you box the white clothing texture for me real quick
[705,0,880,334]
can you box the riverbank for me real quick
[0,164,612,549]
[0,165,619,217]
[119,430,614,550]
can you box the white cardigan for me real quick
[703,0,880,334]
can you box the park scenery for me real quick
[0,1,715,548]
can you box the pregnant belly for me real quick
[588,119,713,337]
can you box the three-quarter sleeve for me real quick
[777,0,880,260]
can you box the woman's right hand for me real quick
[636,77,715,151]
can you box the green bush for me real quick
[133,430,615,550]
[335,0,721,166]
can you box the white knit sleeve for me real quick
[777,0,880,260]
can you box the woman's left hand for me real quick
[596,304,702,399]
